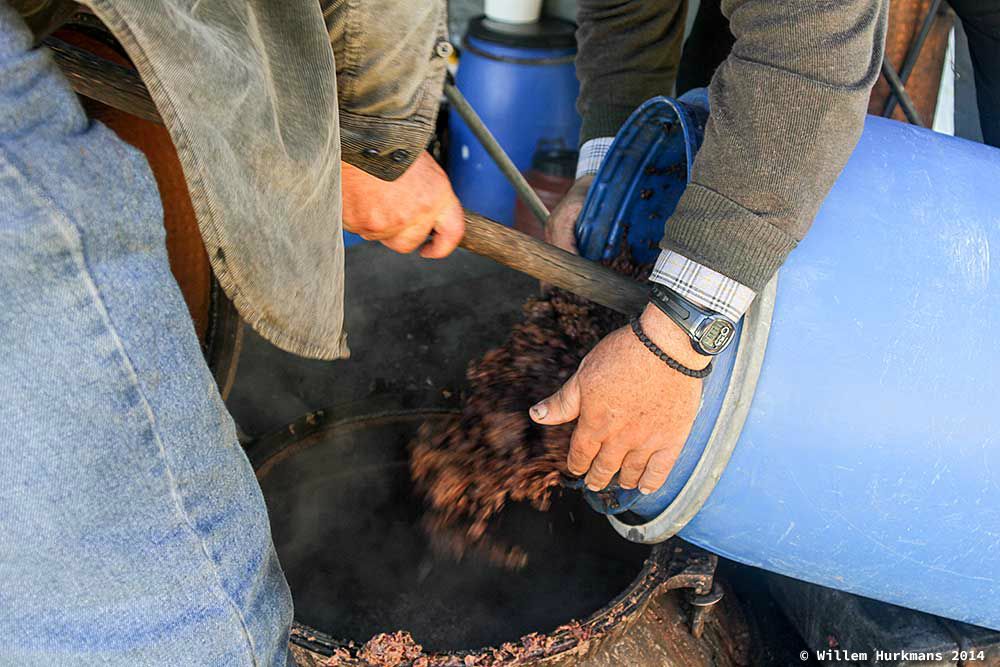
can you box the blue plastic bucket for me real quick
[447,16,580,226]
[576,92,1000,629]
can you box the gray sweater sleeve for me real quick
[663,0,888,290]
[574,0,888,291]
[575,0,687,144]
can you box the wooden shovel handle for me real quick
[43,40,648,314]
[459,211,648,316]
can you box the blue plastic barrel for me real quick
[576,92,1000,630]
[448,16,580,226]
[343,231,366,248]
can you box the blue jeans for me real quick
[0,8,293,665]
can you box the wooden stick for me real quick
[460,211,648,316]
[45,37,162,124]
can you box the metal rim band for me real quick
[608,273,777,544]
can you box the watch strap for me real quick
[648,283,736,356]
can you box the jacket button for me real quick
[390,149,409,163]
[361,148,380,158]
[435,40,454,58]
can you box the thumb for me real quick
[529,373,582,425]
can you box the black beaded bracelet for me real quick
[630,316,713,379]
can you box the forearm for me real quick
[664,0,889,291]
[575,0,686,145]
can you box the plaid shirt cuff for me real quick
[650,250,757,321]
[576,137,614,179]
[579,140,756,320]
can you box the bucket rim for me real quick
[247,399,716,663]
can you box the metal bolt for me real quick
[390,149,409,163]
[688,583,724,639]
[361,148,380,158]
[435,40,454,58]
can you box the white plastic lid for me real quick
[484,0,543,24]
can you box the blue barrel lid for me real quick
[575,89,709,265]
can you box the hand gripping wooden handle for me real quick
[459,211,648,316]
[43,39,647,314]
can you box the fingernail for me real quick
[639,486,655,495]
[530,403,547,420]
[586,483,601,492]
[619,482,636,490]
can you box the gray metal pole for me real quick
[880,59,924,127]
[883,0,944,120]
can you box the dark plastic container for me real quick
[513,145,577,240]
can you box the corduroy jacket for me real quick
[67,0,449,360]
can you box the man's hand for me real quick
[529,303,708,494]
[341,151,465,258]
[545,175,594,254]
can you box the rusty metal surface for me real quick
[869,0,955,125]
[282,528,729,667]
[689,584,726,640]
[562,583,751,667]
[288,577,752,667]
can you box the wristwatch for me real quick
[648,283,737,356]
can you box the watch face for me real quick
[701,318,734,354]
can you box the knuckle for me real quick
[590,459,617,476]
[618,452,649,482]
[646,459,672,475]
[580,412,608,435]
[585,469,610,484]
[640,465,667,483]
[618,473,641,487]
[400,237,424,253]
[367,218,391,234]
[570,430,600,453]
[568,446,595,467]
[620,458,646,475]
[642,451,676,481]
[442,217,464,237]
[585,477,610,491]
[567,449,595,472]
[555,390,573,414]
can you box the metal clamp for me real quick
[688,582,725,639]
